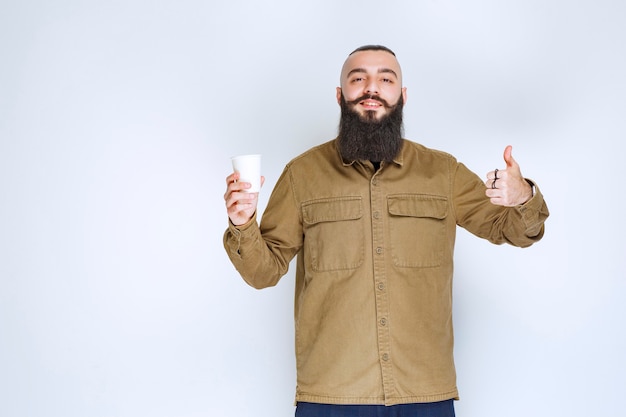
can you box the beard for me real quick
[338,93,404,163]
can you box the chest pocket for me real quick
[302,197,364,272]
[388,194,448,268]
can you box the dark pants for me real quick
[295,400,456,417]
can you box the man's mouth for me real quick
[349,94,390,110]
[360,99,382,109]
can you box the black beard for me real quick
[338,93,404,163]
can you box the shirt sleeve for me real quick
[452,162,549,247]
[223,165,303,289]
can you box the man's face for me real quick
[336,50,407,121]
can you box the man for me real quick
[223,45,549,417]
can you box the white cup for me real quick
[231,154,261,193]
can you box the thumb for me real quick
[503,145,516,168]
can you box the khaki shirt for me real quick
[223,139,549,406]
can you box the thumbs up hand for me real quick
[485,145,533,206]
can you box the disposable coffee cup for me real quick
[231,154,261,193]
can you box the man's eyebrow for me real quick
[379,68,398,78]
[346,67,399,78]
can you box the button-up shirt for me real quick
[223,139,549,406]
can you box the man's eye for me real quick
[352,77,364,83]
[382,78,393,83]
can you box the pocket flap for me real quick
[388,195,448,219]
[302,197,362,224]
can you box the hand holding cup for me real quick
[225,154,263,226]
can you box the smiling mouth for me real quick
[352,94,390,109]
[361,99,382,109]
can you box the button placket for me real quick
[370,172,394,400]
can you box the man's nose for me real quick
[365,79,379,95]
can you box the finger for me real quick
[226,172,253,188]
[226,172,240,186]
[225,190,257,211]
[225,181,255,205]
[228,175,253,194]
[485,188,502,200]
[491,169,510,182]
[503,145,518,169]
[226,173,250,196]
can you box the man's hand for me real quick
[224,173,265,226]
[485,145,533,207]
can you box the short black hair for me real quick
[349,45,396,56]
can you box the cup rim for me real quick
[231,154,261,160]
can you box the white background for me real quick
[1,1,624,416]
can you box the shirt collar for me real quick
[335,138,406,168]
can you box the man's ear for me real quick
[336,87,342,105]
[402,87,408,104]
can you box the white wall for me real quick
[1,1,624,416]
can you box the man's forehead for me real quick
[340,50,402,80]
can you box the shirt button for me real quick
[380,318,387,326]
[377,282,385,291]
[376,247,383,255]
[372,178,378,186]
[382,353,389,361]
[373,211,380,219]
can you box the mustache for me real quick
[345,93,394,108]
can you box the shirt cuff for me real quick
[517,179,545,225]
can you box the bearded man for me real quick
[223,45,549,417]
